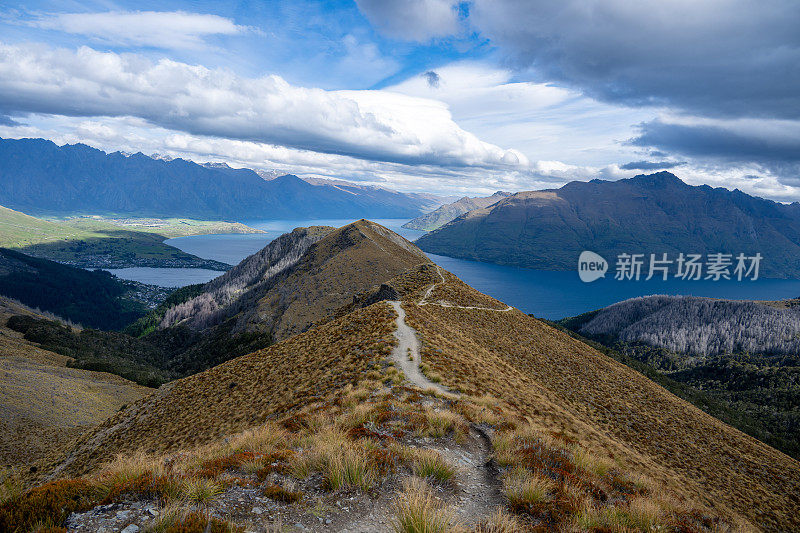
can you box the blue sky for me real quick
[0,0,798,199]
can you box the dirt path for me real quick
[419,265,513,312]
[388,301,449,394]
[388,265,515,394]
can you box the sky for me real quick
[0,0,798,199]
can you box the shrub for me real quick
[263,484,303,503]
[144,506,242,533]
[102,473,183,504]
[0,478,106,532]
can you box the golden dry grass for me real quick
[16,257,800,531]
[392,477,455,533]
[0,297,150,469]
[39,302,397,482]
[399,268,799,531]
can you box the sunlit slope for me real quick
[0,297,150,469]
[395,266,800,531]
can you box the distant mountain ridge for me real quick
[402,191,511,231]
[415,172,800,278]
[558,294,800,459]
[0,137,437,219]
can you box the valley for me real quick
[1,221,798,532]
[2,4,797,531]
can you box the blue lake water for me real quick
[106,267,223,287]
[112,218,800,319]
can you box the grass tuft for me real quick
[503,467,554,513]
[180,477,224,505]
[392,477,455,533]
[410,449,457,484]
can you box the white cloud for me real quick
[28,11,250,50]
[4,113,799,202]
[387,61,656,167]
[0,42,523,170]
[355,0,460,42]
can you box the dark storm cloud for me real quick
[470,0,800,120]
[359,0,800,120]
[423,70,440,88]
[630,120,800,163]
[0,114,21,126]
[620,160,685,171]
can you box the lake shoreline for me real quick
[102,218,800,320]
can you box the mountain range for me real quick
[4,221,798,531]
[415,172,800,278]
[0,137,439,219]
[402,191,511,231]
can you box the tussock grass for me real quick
[0,468,22,505]
[503,467,554,511]
[409,449,457,484]
[575,501,666,532]
[226,422,289,454]
[99,451,168,487]
[392,477,455,533]
[572,445,614,477]
[489,422,727,531]
[180,477,224,504]
[324,446,376,491]
[425,409,467,439]
[474,507,525,532]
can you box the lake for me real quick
[106,267,224,287]
[111,218,800,319]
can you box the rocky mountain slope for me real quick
[0,137,437,219]
[415,172,800,278]
[402,191,511,231]
[559,295,800,459]
[13,228,799,531]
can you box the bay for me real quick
[123,218,800,319]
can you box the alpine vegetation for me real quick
[579,295,800,357]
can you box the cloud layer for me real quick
[359,0,800,120]
[28,10,250,50]
[354,0,460,42]
[0,42,524,169]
